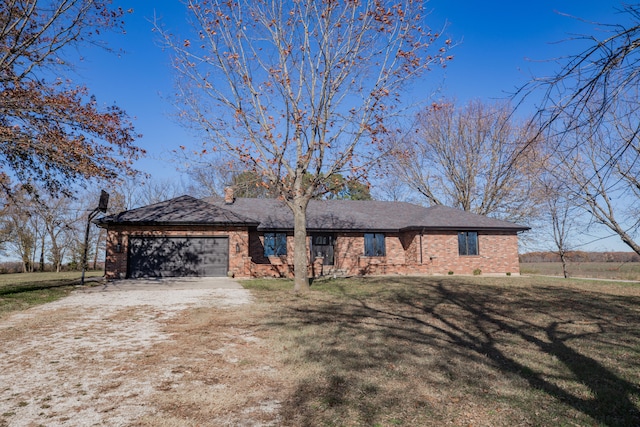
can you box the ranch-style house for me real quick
[96,189,529,279]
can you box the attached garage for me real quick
[127,236,229,278]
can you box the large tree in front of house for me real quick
[160,0,451,292]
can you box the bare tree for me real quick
[0,196,14,254]
[521,4,640,254]
[371,179,412,202]
[102,176,148,214]
[1,187,82,272]
[523,5,640,139]
[60,191,107,271]
[230,170,278,198]
[32,194,79,272]
[539,176,580,278]
[389,99,542,223]
[183,161,229,198]
[4,190,36,272]
[159,0,451,291]
[550,110,640,255]
[29,204,44,271]
[183,159,275,198]
[137,178,185,206]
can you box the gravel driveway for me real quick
[0,277,256,427]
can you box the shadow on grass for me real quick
[0,281,74,296]
[0,275,104,296]
[268,277,640,426]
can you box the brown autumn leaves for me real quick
[0,1,143,197]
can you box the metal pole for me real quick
[81,209,99,286]
[81,190,109,286]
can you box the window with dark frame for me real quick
[458,231,478,256]
[364,233,385,256]
[264,232,287,256]
[314,235,330,245]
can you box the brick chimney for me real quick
[224,186,235,204]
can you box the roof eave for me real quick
[256,225,402,233]
[400,225,531,232]
[95,220,260,228]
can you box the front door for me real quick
[311,234,335,265]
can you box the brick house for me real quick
[96,191,529,279]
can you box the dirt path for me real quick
[0,280,283,426]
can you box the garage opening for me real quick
[127,236,229,278]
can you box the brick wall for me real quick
[422,231,521,275]
[327,231,520,276]
[333,233,408,276]
[105,225,522,280]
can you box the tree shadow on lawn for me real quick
[273,278,640,426]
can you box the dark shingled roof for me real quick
[202,197,530,232]
[96,194,529,232]
[95,195,258,226]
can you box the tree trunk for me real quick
[291,197,310,293]
[30,242,36,273]
[57,248,65,273]
[52,243,61,273]
[618,228,640,257]
[559,251,568,278]
[39,234,45,272]
[93,228,105,270]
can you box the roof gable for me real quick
[95,195,258,226]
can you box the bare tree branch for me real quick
[158,0,451,291]
[388,99,542,223]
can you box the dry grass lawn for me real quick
[1,275,639,426]
[0,271,103,288]
[0,271,104,319]
[242,275,640,427]
[132,303,287,426]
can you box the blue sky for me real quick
[80,1,621,178]
[427,1,619,101]
[77,1,628,250]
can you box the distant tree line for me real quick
[0,186,111,273]
[520,252,640,263]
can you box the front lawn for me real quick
[243,275,640,426]
[0,271,103,317]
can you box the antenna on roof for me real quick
[81,190,110,286]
